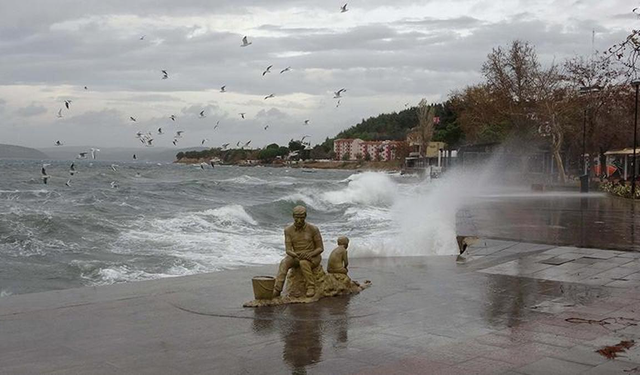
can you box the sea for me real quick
[4,159,635,298]
[0,160,461,297]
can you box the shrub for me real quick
[600,182,640,199]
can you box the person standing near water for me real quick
[273,206,324,297]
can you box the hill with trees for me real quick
[0,144,49,159]
[320,101,464,151]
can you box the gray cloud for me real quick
[0,0,634,148]
[15,103,47,117]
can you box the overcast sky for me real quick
[0,0,634,149]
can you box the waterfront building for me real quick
[333,139,403,161]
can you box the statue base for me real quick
[243,265,370,308]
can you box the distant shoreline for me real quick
[174,158,402,171]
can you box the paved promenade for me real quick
[2,239,640,374]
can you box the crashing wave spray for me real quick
[352,163,499,257]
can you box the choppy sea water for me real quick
[0,160,460,296]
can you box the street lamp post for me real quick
[582,108,587,175]
[579,86,600,193]
[632,80,640,199]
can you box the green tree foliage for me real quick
[309,145,329,160]
[257,144,289,161]
[335,107,419,141]
[288,140,305,152]
[432,100,465,147]
[176,148,221,160]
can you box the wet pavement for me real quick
[2,238,640,374]
[457,192,640,251]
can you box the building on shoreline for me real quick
[333,139,403,161]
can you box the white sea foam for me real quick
[0,289,12,297]
[322,172,397,206]
[200,204,257,225]
[221,175,293,186]
[282,172,398,211]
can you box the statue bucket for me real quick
[252,276,275,299]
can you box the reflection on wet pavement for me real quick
[253,298,351,374]
[458,193,640,251]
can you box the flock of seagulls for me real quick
[43,4,353,186]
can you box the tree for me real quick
[364,152,371,161]
[433,99,464,148]
[456,40,572,182]
[416,99,436,152]
[310,145,329,160]
[342,152,350,161]
[604,10,640,79]
[289,140,305,152]
[563,55,632,174]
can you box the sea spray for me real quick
[322,172,397,206]
[351,165,500,257]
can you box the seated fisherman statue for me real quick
[273,205,324,298]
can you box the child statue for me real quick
[327,236,350,275]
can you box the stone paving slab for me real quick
[1,239,640,374]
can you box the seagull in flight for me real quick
[241,36,252,47]
[239,113,246,119]
[77,152,88,159]
[57,109,63,118]
[169,114,176,121]
[243,140,252,148]
[90,148,100,160]
[334,88,347,98]
[64,100,72,109]
[140,35,146,40]
[69,163,76,176]
[172,139,178,146]
[220,85,226,93]
[133,154,137,160]
[65,179,71,187]
[301,135,310,142]
[158,127,164,135]
[304,120,310,125]
[84,86,88,90]
[262,65,273,76]
[130,116,137,122]
[110,181,119,189]
[264,93,275,100]
[41,164,50,184]
[236,141,241,147]
[110,164,118,172]
[175,131,184,138]
[222,143,230,149]
[55,140,63,146]
[199,110,206,118]
[161,70,169,79]
[280,67,291,74]
[341,3,348,12]
[201,138,208,145]
[214,121,220,129]
[264,125,269,130]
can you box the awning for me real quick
[604,148,640,156]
